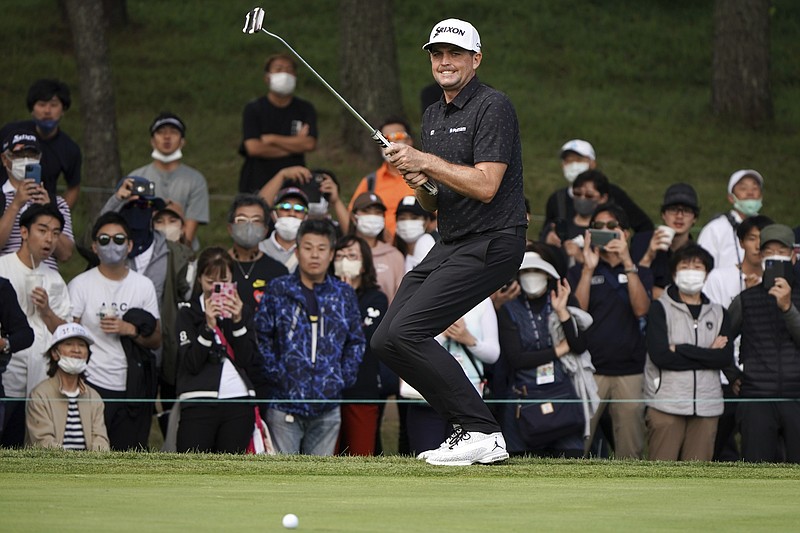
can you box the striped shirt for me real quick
[1,181,74,271]
[62,397,87,450]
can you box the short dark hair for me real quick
[669,243,715,278]
[26,79,71,112]
[297,218,337,248]
[193,247,234,297]
[736,214,774,241]
[590,203,630,230]
[334,235,378,292]
[228,194,270,223]
[19,203,65,232]
[573,170,610,196]
[92,212,130,240]
[379,116,414,139]
[264,53,297,72]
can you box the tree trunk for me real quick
[711,0,773,126]
[64,0,122,217]
[338,0,404,164]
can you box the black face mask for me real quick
[573,197,598,217]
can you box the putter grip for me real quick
[372,131,438,196]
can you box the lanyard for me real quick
[523,297,552,349]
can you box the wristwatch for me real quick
[624,265,639,275]
[1,337,10,354]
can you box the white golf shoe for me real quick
[423,428,509,466]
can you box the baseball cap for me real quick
[727,169,764,195]
[395,195,428,218]
[274,187,309,206]
[661,183,699,213]
[423,19,481,53]
[519,251,560,279]
[2,130,41,155]
[46,323,94,353]
[154,200,185,222]
[560,139,595,161]
[759,224,795,250]
[150,112,186,136]
[352,192,386,212]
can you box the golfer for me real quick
[372,18,526,465]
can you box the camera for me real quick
[130,177,155,197]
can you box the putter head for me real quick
[243,7,265,34]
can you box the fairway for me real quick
[2,451,800,532]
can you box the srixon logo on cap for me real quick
[433,26,466,39]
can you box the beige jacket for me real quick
[26,375,110,451]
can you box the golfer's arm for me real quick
[419,153,505,203]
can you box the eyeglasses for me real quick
[591,220,621,230]
[384,131,409,142]
[96,233,127,246]
[275,203,308,213]
[664,206,695,216]
[233,215,265,224]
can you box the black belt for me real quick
[442,225,527,244]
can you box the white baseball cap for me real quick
[727,169,764,195]
[518,252,560,279]
[46,323,95,353]
[560,139,596,161]
[423,19,481,53]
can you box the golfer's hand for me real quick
[402,171,430,191]
[385,142,424,173]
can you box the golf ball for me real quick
[282,513,299,529]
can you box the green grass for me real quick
[1,0,799,282]
[2,450,800,532]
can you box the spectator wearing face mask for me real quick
[153,200,188,246]
[348,192,405,304]
[127,113,209,246]
[698,169,765,271]
[26,323,109,450]
[68,212,162,450]
[0,79,82,208]
[239,53,318,194]
[394,196,436,273]
[644,244,733,461]
[259,187,309,273]
[540,139,652,242]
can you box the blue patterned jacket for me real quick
[254,271,365,417]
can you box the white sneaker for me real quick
[416,425,462,461]
[424,429,509,466]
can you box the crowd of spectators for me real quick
[1,70,798,463]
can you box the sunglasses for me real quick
[384,131,409,142]
[591,220,621,230]
[96,233,127,246]
[275,203,308,213]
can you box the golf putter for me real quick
[243,6,438,196]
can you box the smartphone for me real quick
[211,282,237,319]
[763,259,794,290]
[588,228,619,248]
[25,163,42,184]
[131,176,155,197]
[554,218,568,242]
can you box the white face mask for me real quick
[57,353,88,375]
[674,269,706,295]
[274,216,303,242]
[269,72,296,96]
[334,258,362,279]
[10,157,39,181]
[155,223,183,242]
[563,161,591,184]
[151,148,183,163]
[761,254,791,272]
[396,219,426,243]
[356,214,385,238]
[519,271,550,297]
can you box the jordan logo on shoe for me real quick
[491,438,503,452]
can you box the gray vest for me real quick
[644,293,725,417]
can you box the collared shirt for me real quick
[421,76,526,241]
[259,232,298,272]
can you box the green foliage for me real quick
[1,0,798,281]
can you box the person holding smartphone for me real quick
[0,130,74,269]
[175,247,258,453]
[727,224,800,463]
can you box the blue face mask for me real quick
[35,118,60,136]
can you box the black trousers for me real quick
[738,400,800,463]
[90,383,153,451]
[371,229,525,434]
[177,400,254,454]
